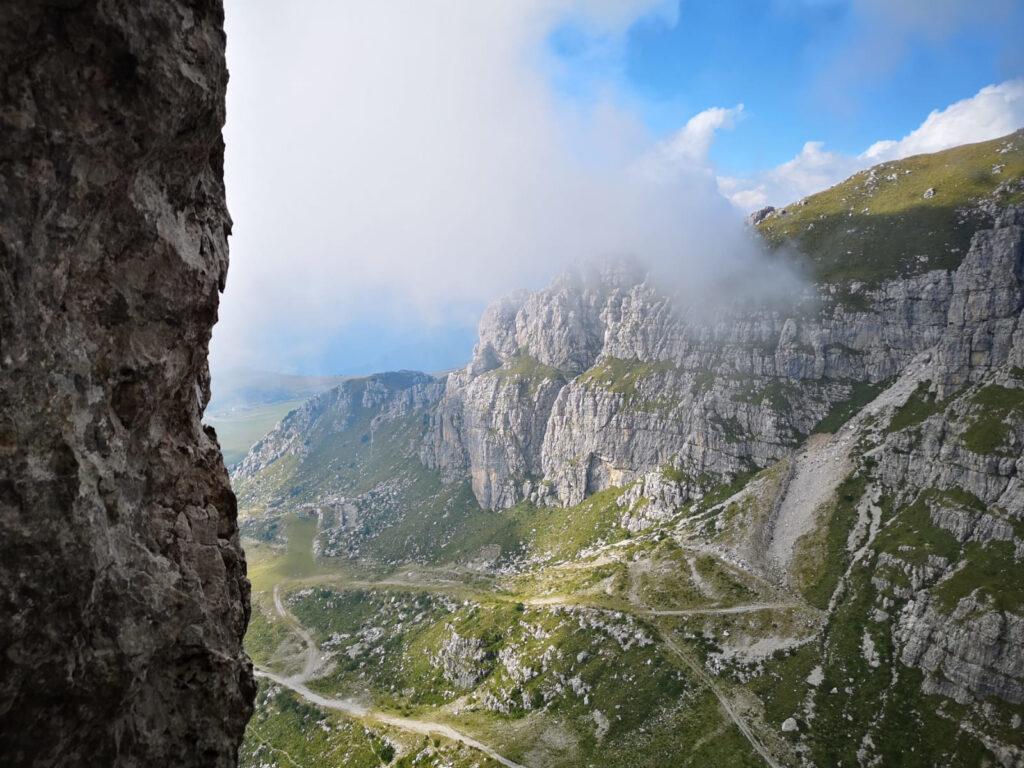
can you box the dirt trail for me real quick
[255,669,526,768]
[266,520,803,768]
[644,602,802,617]
[618,576,785,768]
[266,583,526,768]
[655,627,783,768]
[766,355,932,574]
[273,583,325,683]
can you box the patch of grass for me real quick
[334,474,496,566]
[487,353,566,386]
[600,691,764,768]
[939,486,987,512]
[282,515,320,577]
[690,369,716,397]
[693,554,756,605]
[244,607,299,668]
[661,463,687,483]
[628,541,710,610]
[961,384,1024,456]
[579,356,679,409]
[758,130,1024,285]
[933,540,1024,614]
[393,483,633,568]
[240,682,394,768]
[506,560,628,605]
[886,382,944,433]
[521,484,631,561]
[243,520,367,601]
[813,381,885,434]
[873,490,962,569]
[748,642,820,727]
[731,377,799,414]
[691,469,758,514]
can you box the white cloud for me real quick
[722,79,1024,211]
[661,105,745,164]
[863,80,1024,162]
[214,1,774,374]
[718,141,862,211]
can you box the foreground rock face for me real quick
[0,2,253,766]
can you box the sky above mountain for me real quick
[212,0,1024,379]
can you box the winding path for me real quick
[272,584,325,682]
[609,579,786,768]
[263,584,526,768]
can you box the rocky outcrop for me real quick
[417,208,1024,515]
[422,366,565,509]
[0,2,252,766]
[897,595,1024,705]
[842,210,1024,712]
[432,629,490,689]
[934,207,1024,396]
[252,212,1016,518]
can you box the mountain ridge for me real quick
[236,131,1024,767]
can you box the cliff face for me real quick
[423,259,952,509]
[0,2,253,766]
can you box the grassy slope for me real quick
[758,129,1024,284]
[205,398,307,466]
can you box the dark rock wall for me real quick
[0,2,253,765]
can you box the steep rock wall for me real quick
[427,261,955,509]
[0,2,253,765]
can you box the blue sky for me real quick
[554,0,1024,175]
[214,0,1024,383]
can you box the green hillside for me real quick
[758,129,1024,283]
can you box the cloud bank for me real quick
[214,1,769,374]
[723,79,1024,210]
[214,2,1021,376]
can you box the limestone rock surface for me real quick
[0,2,253,765]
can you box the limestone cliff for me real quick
[0,2,253,765]
[424,254,950,509]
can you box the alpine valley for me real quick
[232,131,1024,768]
